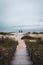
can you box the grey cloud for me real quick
[0,0,43,26]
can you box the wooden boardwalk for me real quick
[10,33,33,65]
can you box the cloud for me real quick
[0,0,43,26]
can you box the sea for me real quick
[0,25,43,33]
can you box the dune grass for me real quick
[0,35,18,65]
[21,34,43,65]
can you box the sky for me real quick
[0,0,43,28]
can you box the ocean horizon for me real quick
[0,25,43,32]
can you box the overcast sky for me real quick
[0,0,43,27]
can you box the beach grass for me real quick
[21,33,43,65]
[0,33,18,65]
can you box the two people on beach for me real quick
[19,30,22,33]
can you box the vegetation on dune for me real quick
[21,35,42,40]
[0,36,18,65]
[21,35,43,65]
[32,32,43,34]
[21,35,34,39]
[32,32,39,34]
[0,32,14,35]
